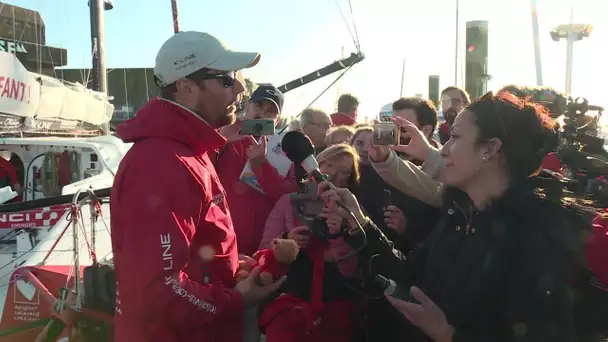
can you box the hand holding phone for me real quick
[373,122,400,146]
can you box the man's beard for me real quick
[208,105,237,128]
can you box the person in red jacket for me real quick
[330,93,359,126]
[110,31,284,342]
[0,154,21,202]
[213,84,298,256]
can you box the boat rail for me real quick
[0,188,112,340]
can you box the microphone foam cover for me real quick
[282,131,315,164]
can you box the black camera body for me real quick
[553,97,608,204]
[289,181,342,240]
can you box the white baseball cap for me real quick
[154,31,261,87]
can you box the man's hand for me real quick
[384,205,406,235]
[235,266,286,307]
[235,255,258,283]
[220,119,249,143]
[247,137,267,169]
[287,225,310,248]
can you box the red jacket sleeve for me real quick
[253,161,298,204]
[111,151,243,328]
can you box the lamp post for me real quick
[550,23,592,95]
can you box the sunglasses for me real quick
[199,71,237,88]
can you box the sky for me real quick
[3,0,607,121]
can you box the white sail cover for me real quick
[0,51,113,127]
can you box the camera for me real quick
[239,119,276,136]
[290,181,342,240]
[373,122,400,146]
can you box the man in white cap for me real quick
[110,31,285,342]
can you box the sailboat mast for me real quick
[89,0,109,132]
[454,0,459,85]
[171,0,180,33]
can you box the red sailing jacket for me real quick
[111,98,244,342]
[330,112,356,126]
[587,211,608,287]
[210,138,297,256]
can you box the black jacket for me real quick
[349,178,587,342]
[356,164,439,341]
[357,164,439,253]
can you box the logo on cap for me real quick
[265,89,279,96]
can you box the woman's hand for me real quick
[384,205,406,235]
[390,117,436,162]
[366,134,391,163]
[319,207,344,235]
[287,225,311,248]
[386,286,454,342]
[317,181,367,234]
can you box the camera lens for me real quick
[254,123,263,132]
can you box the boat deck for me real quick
[0,202,113,320]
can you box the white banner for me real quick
[0,52,40,117]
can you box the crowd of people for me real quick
[109,31,608,342]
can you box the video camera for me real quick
[552,97,608,204]
[289,180,343,240]
[560,97,605,153]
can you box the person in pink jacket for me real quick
[259,144,363,342]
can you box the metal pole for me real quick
[565,6,574,95]
[454,0,459,85]
[399,58,405,97]
[565,37,573,95]
[89,0,109,133]
[531,0,543,85]
[171,0,180,34]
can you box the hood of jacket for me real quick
[116,97,226,154]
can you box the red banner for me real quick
[0,204,70,230]
[0,266,83,341]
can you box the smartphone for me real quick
[239,119,275,135]
[373,122,400,146]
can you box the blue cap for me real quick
[250,84,284,113]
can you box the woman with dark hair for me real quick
[258,143,363,342]
[320,92,587,341]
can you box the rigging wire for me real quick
[334,0,360,52]
[335,0,357,48]
[347,0,361,51]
